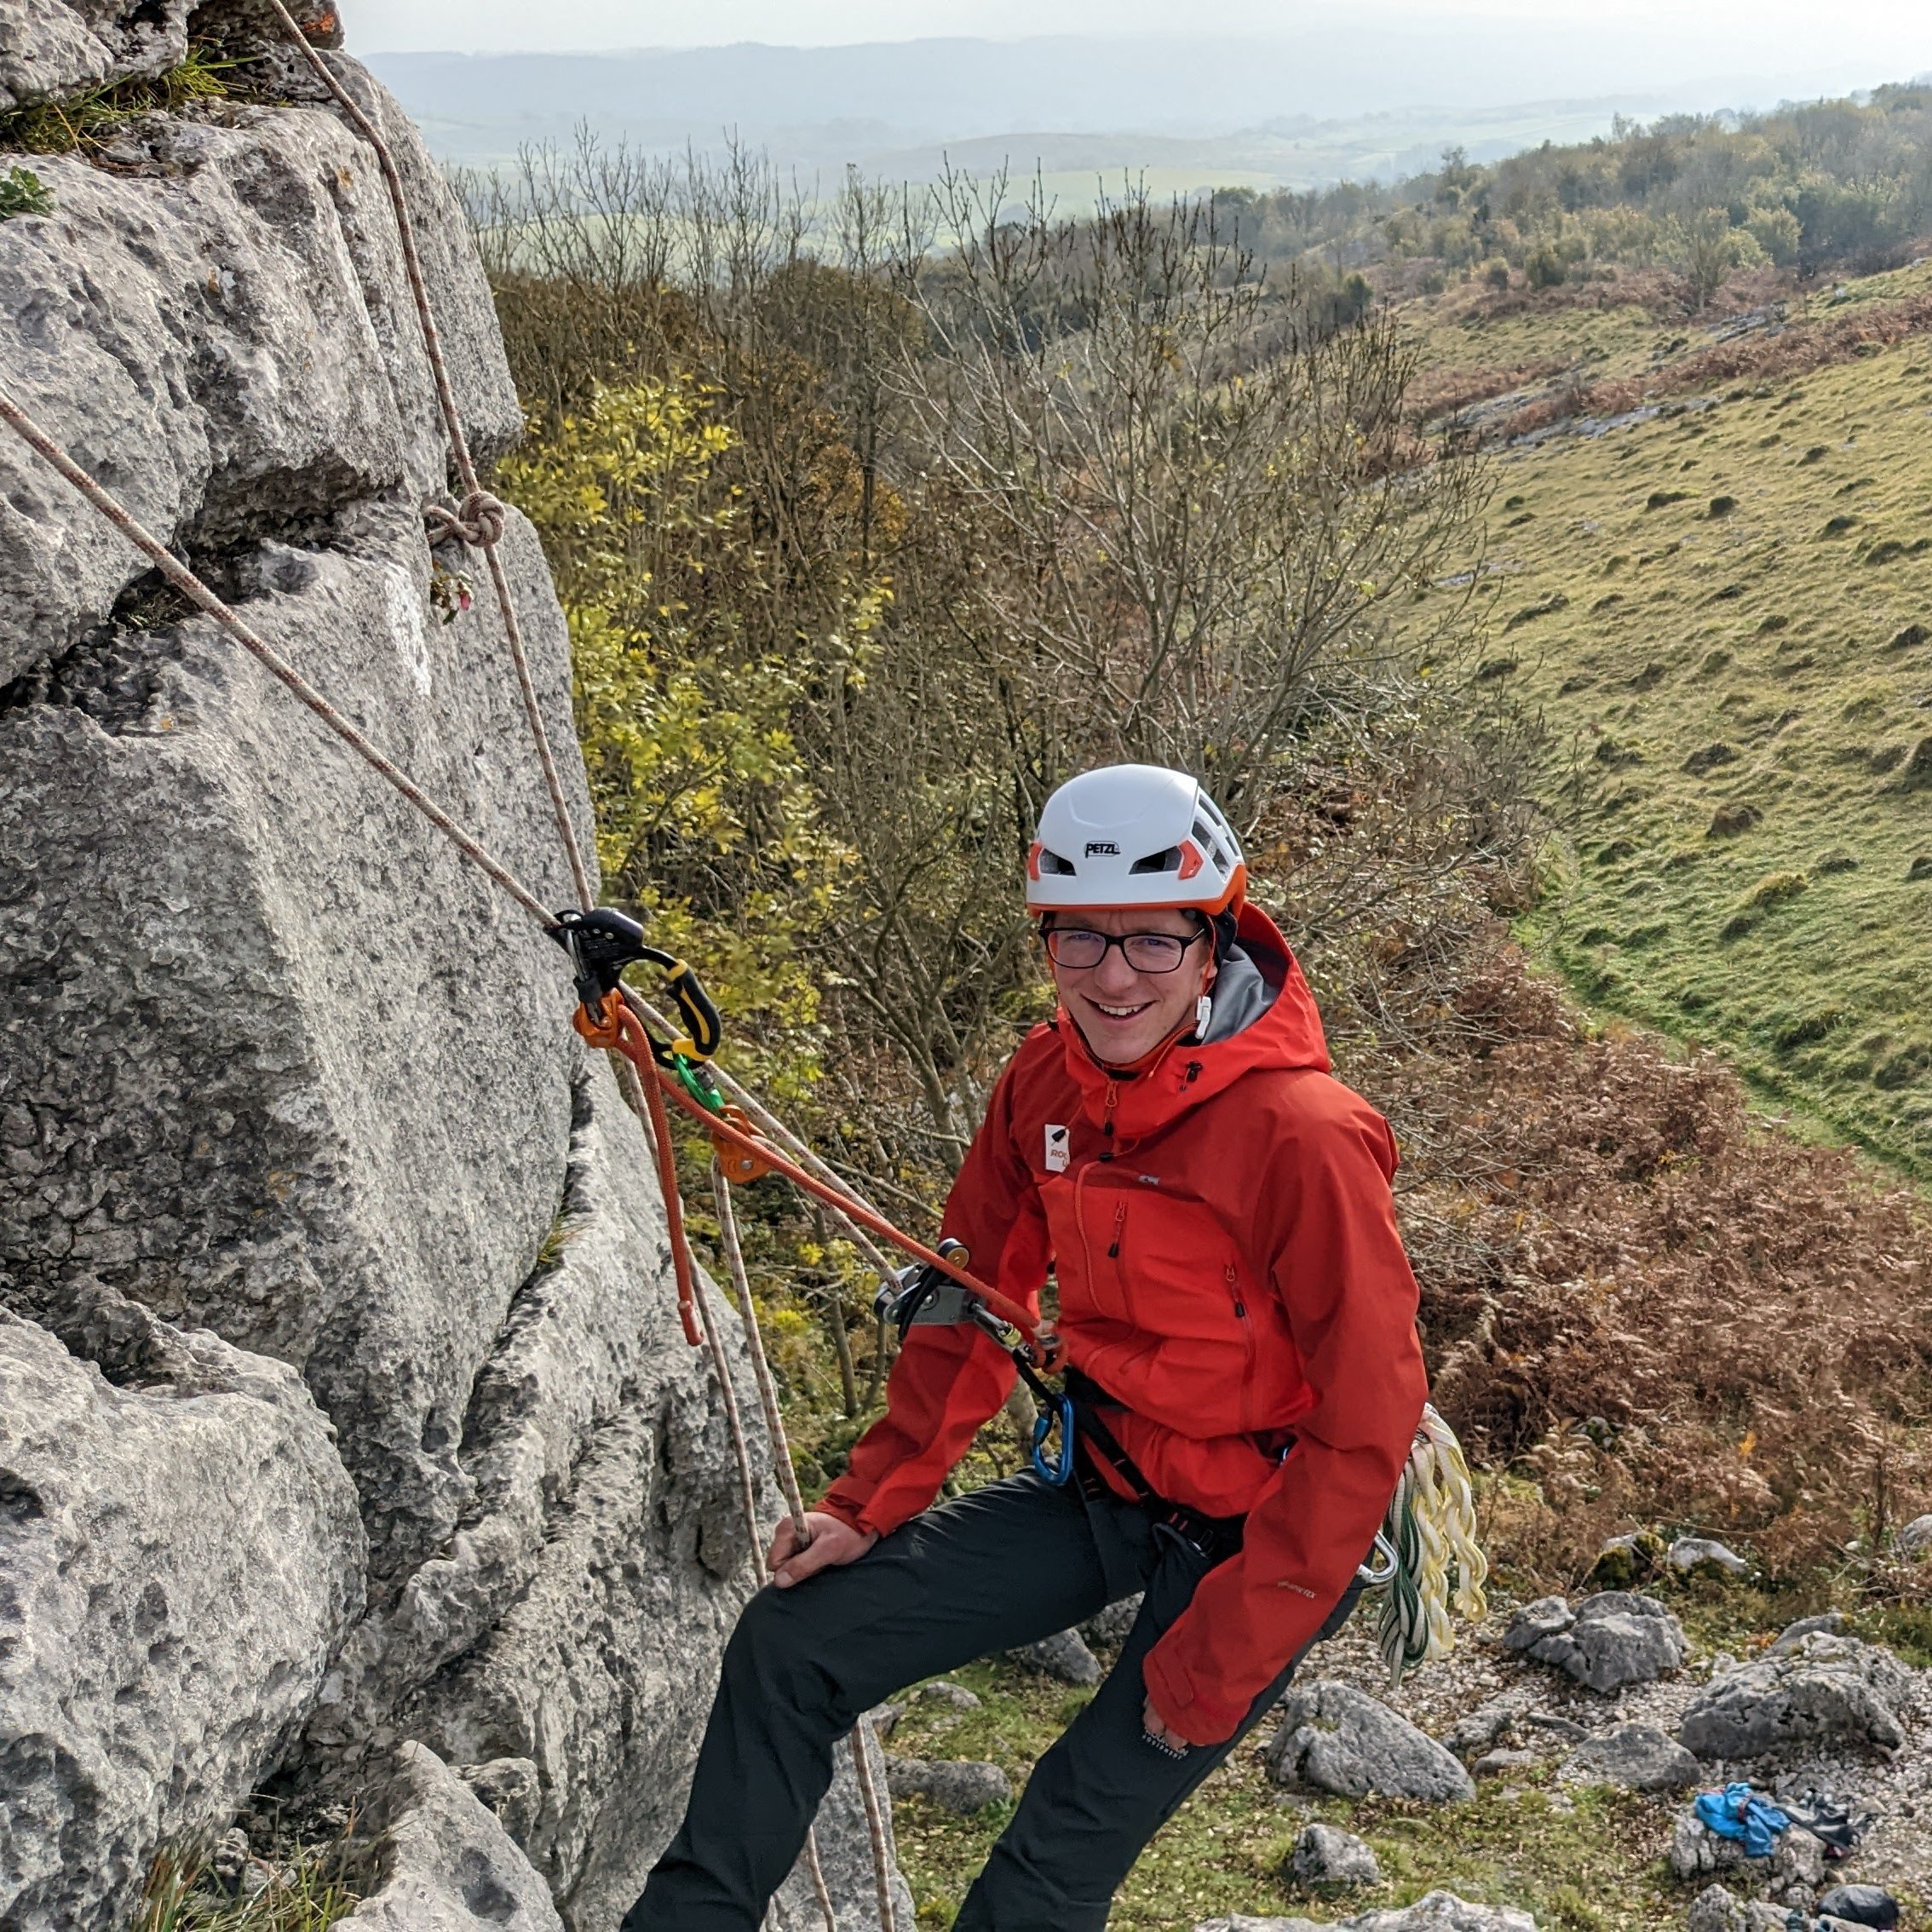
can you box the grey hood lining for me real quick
[1195,942,1281,1044]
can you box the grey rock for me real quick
[1504,1591,1687,1693]
[1562,1722,1699,1791]
[912,1681,981,1710]
[1685,1883,1746,1932]
[0,60,519,688]
[1501,1595,1576,1648]
[1265,1681,1475,1802]
[1007,1626,1103,1685]
[884,1755,1013,1814]
[868,1702,905,1740]
[1668,1805,1826,1900]
[453,1758,543,1851]
[1769,1611,1847,1653]
[336,1740,563,1930]
[1199,1894,1537,1931]
[1895,1512,1932,1556]
[1745,1907,1795,1932]
[1472,1749,1540,1778]
[0,1301,365,1930]
[1668,1536,1750,1579]
[0,0,188,110]
[1444,1687,1535,1757]
[1082,1593,1145,1648]
[774,1721,916,1932]
[1678,1631,1916,1759]
[1519,1712,1589,1741]
[1289,1821,1381,1887]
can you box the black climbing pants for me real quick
[622,1469,1360,1931]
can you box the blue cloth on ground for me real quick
[1696,1782,1791,1859]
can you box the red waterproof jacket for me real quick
[819,905,1428,1745]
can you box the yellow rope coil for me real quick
[1375,1404,1489,1685]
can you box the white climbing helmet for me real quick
[1026,764,1246,915]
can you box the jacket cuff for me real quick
[1141,1636,1249,1748]
[815,1485,872,1534]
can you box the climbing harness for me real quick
[1371,1404,1489,1685]
[876,1267,1482,1667]
[876,1255,1074,1486]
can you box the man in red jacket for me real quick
[626,764,1429,1931]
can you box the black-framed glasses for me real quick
[1042,927,1204,974]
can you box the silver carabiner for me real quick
[1356,1530,1400,1587]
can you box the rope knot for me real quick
[424,488,508,550]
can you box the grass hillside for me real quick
[1400,259,1932,1176]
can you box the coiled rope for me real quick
[1373,1404,1489,1686]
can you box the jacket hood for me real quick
[1055,903,1329,1136]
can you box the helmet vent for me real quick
[1038,848,1078,876]
[1129,846,1183,875]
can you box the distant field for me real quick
[1398,262,1932,1174]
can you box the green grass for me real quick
[133,1830,362,1932]
[1397,258,1932,1176]
[887,1659,1682,1930]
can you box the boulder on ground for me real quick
[1667,1537,1750,1580]
[1006,1627,1103,1685]
[1677,1631,1915,1759]
[337,1740,563,1929]
[884,1756,1012,1815]
[1685,1883,1745,1932]
[1083,1595,1145,1648]
[1768,1612,1846,1653]
[1473,1749,1539,1779]
[1198,1893,1536,1931]
[0,1301,365,1930]
[1502,1591,1687,1693]
[1288,1822,1380,1888]
[1444,1686,1537,1758]
[1590,1529,1667,1590]
[912,1681,981,1711]
[1667,1804,1826,1902]
[1265,1682,1474,1802]
[1562,1722,1698,1791]
[1895,1513,1932,1557]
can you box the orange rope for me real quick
[572,992,1046,1354]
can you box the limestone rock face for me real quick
[0,1299,365,1928]
[337,1741,564,1931]
[0,53,517,689]
[1264,1681,1474,1803]
[0,13,908,1927]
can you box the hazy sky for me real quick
[350,0,1931,60]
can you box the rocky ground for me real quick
[882,1573,1931,1929]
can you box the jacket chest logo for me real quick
[1044,1124,1070,1173]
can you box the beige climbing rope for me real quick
[712,1162,901,1932]
[0,389,555,926]
[260,0,594,914]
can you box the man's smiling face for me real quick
[1045,906,1214,1065]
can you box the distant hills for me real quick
[366,32,1923,192]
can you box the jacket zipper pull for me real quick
[1100,1083,1118,1160]
[1108,1201,1125,1259]
[1227,1263,1245,1318]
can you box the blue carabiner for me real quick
[1032,1393,1077,1486]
